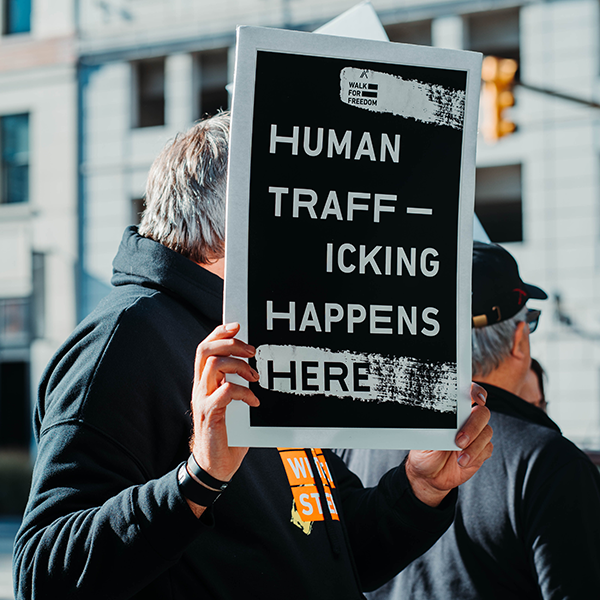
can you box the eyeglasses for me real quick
[525,309,541,333]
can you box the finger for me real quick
[201,356,259,394]
[460,440,493,471]
[198,323,254,354]
[195,334,255,375]
[470,382,487,406]
[197,323,252,364]
[198,338,256,363]
[457,424,493,468]
[218,381,260,408]
[203,322,241,343]
[455,404,491,449]
[192,382,261,438]
[200,381,261,414]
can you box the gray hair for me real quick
[472,305,528,377]
[139,111,229,264]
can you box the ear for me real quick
[511,321,529,360]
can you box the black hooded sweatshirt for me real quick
[13,227,455,600]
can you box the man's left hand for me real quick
[405,383,493,507]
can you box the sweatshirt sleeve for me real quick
[13,295,214,599]
[13,421,210,600]
[326,450,456,592]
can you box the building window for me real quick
[3,0,31,35]
[133,58,165,128]
[0,113,29,204]
[465,7,520,67]
[0,361,30,450]
[197,49,229,118]
[0,298,30,347]
[475,164,522,243]
[385,20,432,46]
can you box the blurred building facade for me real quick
[1,0,599,456]
[0,0,77,458]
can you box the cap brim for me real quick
[525,282,548,300]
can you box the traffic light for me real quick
[480,56,518,143]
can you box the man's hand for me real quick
[186,323,260,515]
[405,383,493,507]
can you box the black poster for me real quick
[225,27,481,449]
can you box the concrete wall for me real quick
[510,0,600,446]
[0,0,78,433]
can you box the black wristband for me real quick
[187,454,230,492]
[177,463,222,507]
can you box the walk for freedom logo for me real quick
[340,67,465,130]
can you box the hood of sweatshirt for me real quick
[111,226,223,323]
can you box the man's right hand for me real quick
[186,323,260,515]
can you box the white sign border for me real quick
[225,25,481,450]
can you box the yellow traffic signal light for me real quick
[481,56,518,143]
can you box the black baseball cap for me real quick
[472,241,547,328]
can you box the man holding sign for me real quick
[14,113,492,599]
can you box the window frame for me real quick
[2,0,32,35]
[0,112,30,205]
[131,58,166,129]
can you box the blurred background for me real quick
[0,0,599,596]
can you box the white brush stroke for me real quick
[255,344,456,414]
[340,67,465,130]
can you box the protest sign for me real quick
[225,26,481,449]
